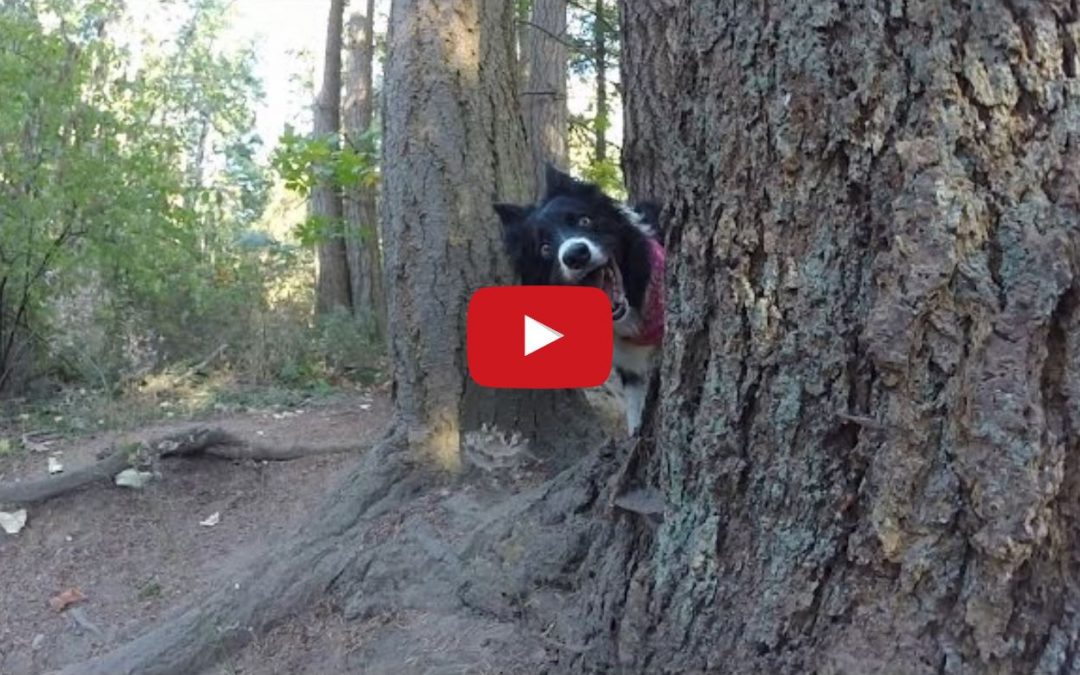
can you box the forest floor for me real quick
[0,381,624,675]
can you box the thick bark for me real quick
[381,0,602,469]
[313,0,352,316]
[588,1,1080,673]
[521,0,569,198]
[343,0,386,332]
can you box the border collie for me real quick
[493,165,664,435]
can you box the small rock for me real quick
[199,512,221,527]
[48,456,64,474]
[31,633,44,651]
[0,509,27,534]
[68,607,105,639]
[115,468,155,489]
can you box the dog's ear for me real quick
[633,200,663,232]
[543,163,580,198]
[493,202,529,228]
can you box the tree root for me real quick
[51,429,418,675]
[42,425,618,675]
[0,426,362,507]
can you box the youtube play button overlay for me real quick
[523,315,562,356]
[468,286,612,389]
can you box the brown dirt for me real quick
[1,381,625,675]
[0,391,393,675]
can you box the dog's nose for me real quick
[561,242,592,269]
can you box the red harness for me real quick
[626,238,665,346]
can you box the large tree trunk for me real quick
[313,0,351,316]
[380,0,601,469]
[594,1,1080,672]
[343,0,386,333]
[521,0,568,198]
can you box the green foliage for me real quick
[580,157,624,198]
[270,125,380,246]
[0,0,300,395]
[0,0,386,401]
[566,0,620,76]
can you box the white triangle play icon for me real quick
[524,315,563,356]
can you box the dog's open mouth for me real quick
[585,260,628,320]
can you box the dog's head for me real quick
[493,166,660,321]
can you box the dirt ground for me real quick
[1,385,623,675]
[0,390,400,674]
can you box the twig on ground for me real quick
[184,343,229,377]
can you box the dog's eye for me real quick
[539,242,553,258]
[578,216,592,228]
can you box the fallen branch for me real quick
[0,427,361,507]
[183,342,228,378]
[0,446,133,505]
[155,428,357,461]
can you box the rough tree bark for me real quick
[380,0,601,469]
[313,0,352,316]
[587,1,1080,672]
[343,0,386,332]
[521,0,569,197]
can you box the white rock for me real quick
[199,512,221,527]
[0,509,27,534]
[115,468,155,489]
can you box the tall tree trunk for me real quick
[592,0,607,164]
[343,0,385,333]
[588,1,1080,672]
[381,0,601,470]
[521,0,568,198]
[313,0,351,316]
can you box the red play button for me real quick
[467,286,612,389]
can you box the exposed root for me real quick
[0,426,363,507]
[50,430,417,675]
[154,427,360,461]
[34,409,616,675]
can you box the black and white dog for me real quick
[493,166,665,434]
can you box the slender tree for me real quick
[312,0,351,316]
[342,0,385,332]
[521,0,568,197]
[591,0,607,164]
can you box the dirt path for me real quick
[1,384,623,675]
[0,392,392,675]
